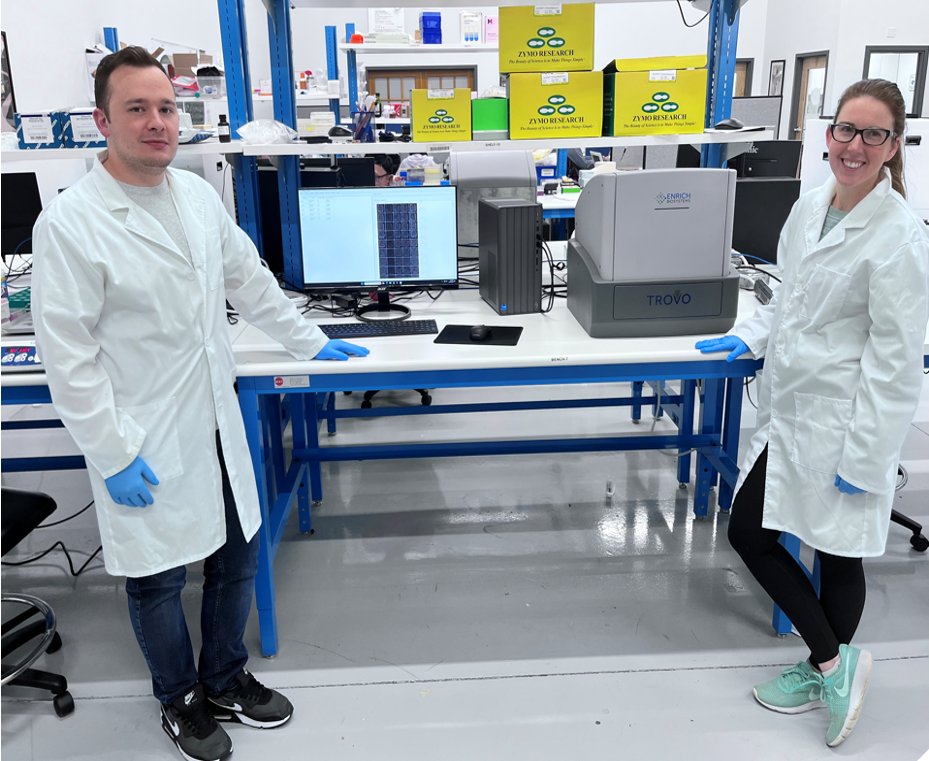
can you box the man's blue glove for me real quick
[835,475,866,495]
[105,456,159,507]
[314,340,370,361]
[695,336,749,362]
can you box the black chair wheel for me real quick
[342,391,352,396]
[911,534,929,552]
[47,632,63,654]
[54,691,74,717]
[361,400,372,409]
[421,395,432,406]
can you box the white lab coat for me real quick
[32,154,328,577]
[731,173,929,557]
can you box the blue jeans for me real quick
[125,434,260,705]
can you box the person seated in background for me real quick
[566,147,611,182]
[372,154,400,187]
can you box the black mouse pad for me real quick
[434,324,523,346]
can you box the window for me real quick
[863,46,928,117]
[367,68,476,113]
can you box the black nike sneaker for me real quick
[161,683,233,761]
[207,668,294,729]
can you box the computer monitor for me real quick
[727,140,802,178]
[731,177,801,264]
[2,172,43,256]
[298,157,375,188]
[299,185,458,319]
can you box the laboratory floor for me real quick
[2,380,928,761]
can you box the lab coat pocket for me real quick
[119,397,184,482]
[798,265,851,326]
[789,392,853,475]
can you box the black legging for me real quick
[728,446,866,665]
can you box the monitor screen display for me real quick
[299,185,458,290]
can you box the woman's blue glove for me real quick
[835,475,866,495]
[105,456,159,507]
[314,340,370,361]
[694,336,749,362]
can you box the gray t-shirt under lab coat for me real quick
[117,179,191,262]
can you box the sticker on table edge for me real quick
[273,375,310,388]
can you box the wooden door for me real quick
[367,68,475,114]
[792,55,827,140]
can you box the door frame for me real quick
[862,45,929,117]
[735,58,754,97]
[789,50,830,140]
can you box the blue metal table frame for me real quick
[237,356,762,656]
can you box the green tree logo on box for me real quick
[429,108,454,125]
[538,95,575,116]
[641,91,679,113]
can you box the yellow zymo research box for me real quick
[603,56,708,136]
[411,89,472,142]
[499,4,595,73]
[507,71,602,140]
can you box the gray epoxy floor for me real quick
[2,380,928,760]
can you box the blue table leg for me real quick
[326,391,337,436]
[237,377,279,656]
[694,378,724,517]
[677,379,696,485]
[290,393,313,533]
[307,391,323,504]
[268,394,286,499]
[717,376,744,512]
[631,381,643,423]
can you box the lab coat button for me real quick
[187,271,196,281]
[771,410,778,418]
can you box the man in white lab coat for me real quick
[32,47,367,761]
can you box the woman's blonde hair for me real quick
[835,78,907,198]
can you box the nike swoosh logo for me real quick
[229,702,243,712]
[808,687,821,701]
[167,717,180,736]
[834,671,851,698]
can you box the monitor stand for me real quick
[356,289,411,322]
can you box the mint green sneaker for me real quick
[823,644,873,747]
[753,661,827,714]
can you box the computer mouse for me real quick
[470,324,492,341]
[714,117,745,130]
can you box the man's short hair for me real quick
[372,154,400,176]
[94,46,171,118]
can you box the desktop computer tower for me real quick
[478,198,543,315]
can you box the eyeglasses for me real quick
[374,171,390,184]
[829,123,895,147]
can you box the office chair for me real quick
[361,389,432,408]
[892,465,928,551]
[1,487,75,716]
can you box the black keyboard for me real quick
[318,319,439,339]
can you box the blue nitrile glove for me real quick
[694,336,749,362]
[105,456,159,507]
[314,340,370,361]
[835,475,866,495]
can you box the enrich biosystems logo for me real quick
[634,91,686,122]
[520,26,572,58]
[531,94,583,125]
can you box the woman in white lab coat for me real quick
[697,79,929,747]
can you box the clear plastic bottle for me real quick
[393,171,407,187]
[406,166,425,185]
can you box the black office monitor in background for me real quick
[2,173,43,256]
[727,140,802,178]
[256,157,376,276]
[731,177,801,264]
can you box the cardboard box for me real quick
[14,112,65,149]
[62,108,107,148]
[506,71,602,140]
[411,89,472,142]
[472,98,508,132]
[603,56,707,136]
[499,4,594,74]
